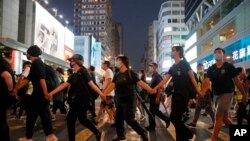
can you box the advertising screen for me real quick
[91,42,102,73]
[64,27,74,50]
[198,35,250,70]
[74,36,90,67]
[34,2,65,59]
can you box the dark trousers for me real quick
[26,99,53,139]
[148,95,168,127]
[67,101,99,141]
[88,95,98,118]
[116,94,146,137]
[0,106,10,141]
[52,100,67,114]
[17,95,31,118]
[171,91,193,141]
[237,102,248,125]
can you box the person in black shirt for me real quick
[152,46,199,141]
[15,45,57,141]
[0,54,15,141]
[145,62,170,131]
[103,55,153,141]
[200,48,247,141]
[49,54,105,141]
[88,65,99,121]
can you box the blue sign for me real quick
[198,35,250,69]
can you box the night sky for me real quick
[49,0,164,71]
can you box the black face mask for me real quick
[70,63,74,68]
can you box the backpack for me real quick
[44,64,60,92]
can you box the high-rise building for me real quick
[184,0,250,71]
[157,0,188,72]
[74,0,113,57]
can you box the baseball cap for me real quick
[149,62,158,68]
[68,54,84,61]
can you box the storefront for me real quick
[0,37,69,75]
[198,35,250,71]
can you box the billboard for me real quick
[198,35,250,70]
[34,2,65,59]
[64,27,74,50]
[91,42,102,73]
[74,36,90,67]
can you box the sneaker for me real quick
[112,136,126,141]
[165,118,170,128]
[96,131,105,141]
[18,137,33,141]
[186,122,196,128]
[141,131,149,141]
[208,125,214,129]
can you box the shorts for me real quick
[214,93,233,116]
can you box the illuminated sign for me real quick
[34,2,65,59]
[74,36,90,67]
[198,35,250,69]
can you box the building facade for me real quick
[74,0,114,59]
[185,0,250,71]
[0,0,73,74]
[157,0,189,73]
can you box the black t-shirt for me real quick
[112,70,140,98]
[207,62,238,94]
[0,65,15,107]
[27,58,46,100]
[67,67,92,103]
[167,60,192,92]
[150,72,162,88]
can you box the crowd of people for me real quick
[1,45,250,141]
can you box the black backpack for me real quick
[44,64,60,92]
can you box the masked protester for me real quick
[151,46,199,141]
[49,54,105,141]
[186,63,215,129]
[16,45,58,141]
[200,47,247,141]
[103,55,153,141]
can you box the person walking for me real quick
[49,54,105,141]
[14,61,33,120]
[51,67,67,120]
[103,55,153,141]
[200,47,247,141]
[16,45,57,141]
[145,62,170,131]
[96,61,116,124]
[152,46,199,141]
[0,54,15,141]
[187,63,215,129]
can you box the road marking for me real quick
[76,114,108,141]
[197,121,229,141]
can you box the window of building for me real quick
[172,10,180,15]
[172,3,180,7]
[219,21,236,43]
[162,2,171,8]
[172,19,178,23]
[172,27,180,31]
[202,38,213,52]
[168,19,171,23]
